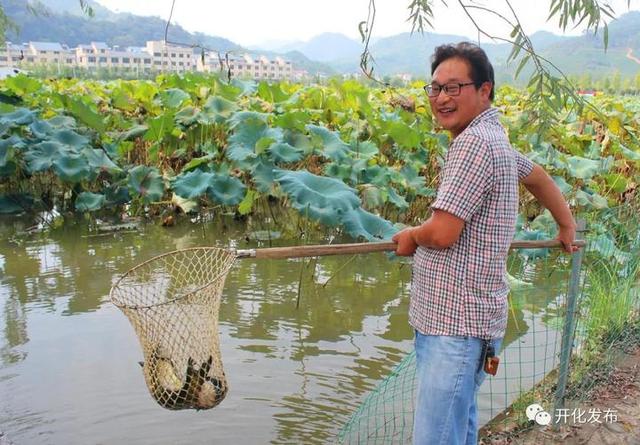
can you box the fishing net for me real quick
[109,247,236,411]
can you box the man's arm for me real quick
[521,164,578,253]
[392,209,465,256]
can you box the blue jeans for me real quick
[413,333,503,445]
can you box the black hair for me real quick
[430,42,495,101]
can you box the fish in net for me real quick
[109,242,396,411]
[110,247,235,410]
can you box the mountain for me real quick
[321,11,640,81]
[35,0,118,20]
[3,0,639,81]
[2,0,335,75]
[278,33,362,62]
[3,0,241,51]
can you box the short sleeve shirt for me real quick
[409,107,534,340]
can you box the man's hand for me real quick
[392,227,418,256]
[557,223,579,253]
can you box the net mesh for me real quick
[109,247,237,410]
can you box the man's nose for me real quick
[434,89,451,103]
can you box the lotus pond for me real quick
[0,211,575,445]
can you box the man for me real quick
[392,42,578,444]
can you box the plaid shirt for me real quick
[409,108,534,340]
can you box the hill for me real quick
[2,0,335,75]
[296,12,640,81]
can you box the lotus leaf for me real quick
[257,82,291,103]
[529,210,558,235]
[75,192,106,211]
[211,78,243,101]
[0,193,33,214]
[111,87,137,112]
[274,170,360,226]
[207,174,246,205]
[0,136,24,167]
[161,88,191,108]
[251,160,277,193]
[0,145,15,169]
[268,142,304,163]
[3,74,42,96]
[104,185,130,206]
[29,120,53,139]
[340,207,397,241]
[350,140,379,160]
[127,165,165,203]
[47,115,77,128]
[144,112,175,142]
[383,120,422,149]
[400,165,432,196]
[227,119,283,161]
[361,185,384,208]
[0,161,16,177]
[575,189,608,209]
[230,79,257,97]
[228,111,269,128]
[131,81,159,105]
[172,170,215,199]
[361,165,391,186]
[119,125,148,141]
[0,121,11,137]
[182,154,215,172]
[175,106,200,127]
[203,95,238,122]
[24,141,70,173]
[324,162,357,184]
[306,124,352,161]
[386,186,409,210]
[274,111,310,132]
[0,108,35,126]
[285,131,314,153]
[82,148,121,173]
[618,143,640,161]
[65,97,106,132]
[53,154,91,183]
[238,189,257,215]
[566,155,605,180]
[552,176,572,194]
[51,129,90,149]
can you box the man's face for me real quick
[428,57,491,138]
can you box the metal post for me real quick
[553,218,586,425]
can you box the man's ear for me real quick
[480,81,493,100]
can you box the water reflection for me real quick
[0,214,572,444]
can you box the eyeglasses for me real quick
[424,81,475,97]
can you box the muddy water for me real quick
[0,214,571,444]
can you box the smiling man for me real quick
[392,42,578,444]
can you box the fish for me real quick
[140,350,227,410]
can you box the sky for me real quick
[94,0,639,47]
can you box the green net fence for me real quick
[567,199,640,401]
[337,198,640,444]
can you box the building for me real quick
[145,40,194,73]
[198,53,293,80]
[0,40,294,80]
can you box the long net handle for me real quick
[236,239,586,260]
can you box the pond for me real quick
[0,213,571,444]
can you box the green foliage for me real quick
[0,73,638,252]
